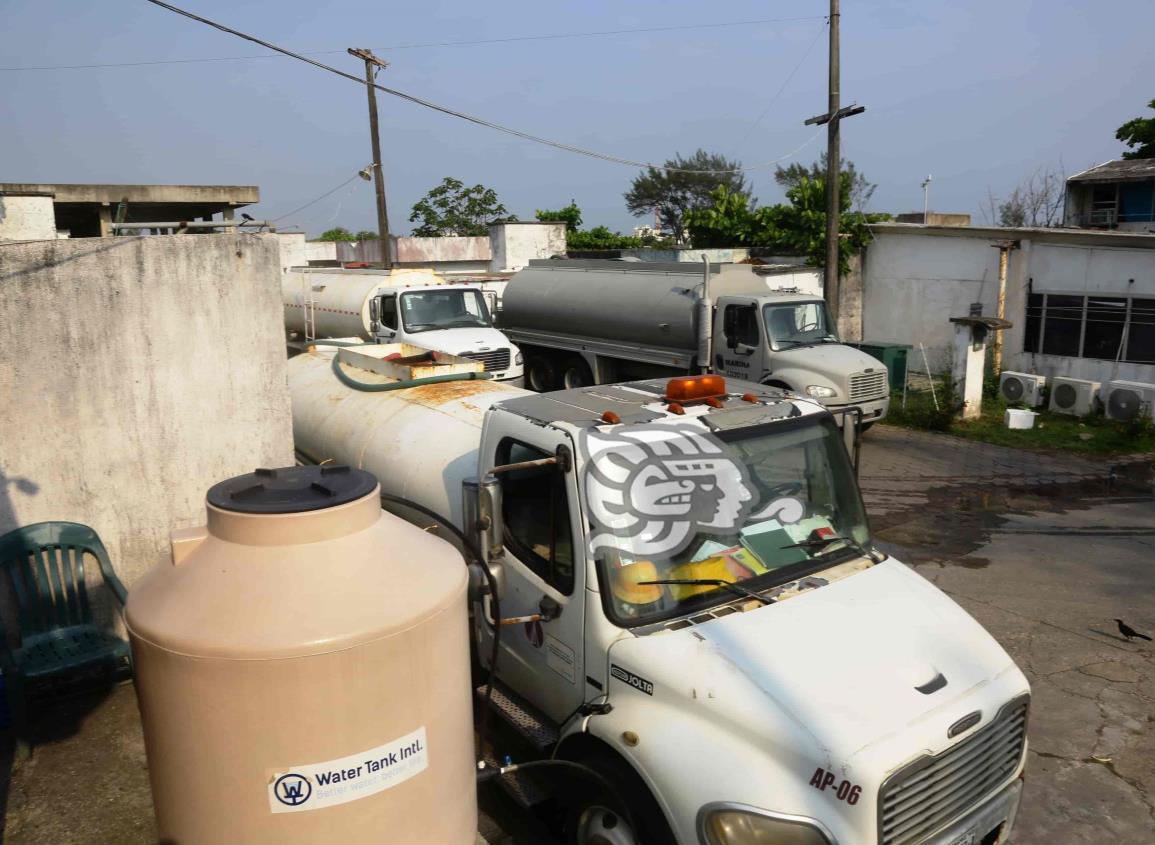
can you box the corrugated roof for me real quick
[1067,159,1155,184]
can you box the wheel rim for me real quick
[528,362,550,392]
[564,366,590,389]
[575,806,638,845]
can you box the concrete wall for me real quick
[861,231,999,370]
[1004,241,1155,383]
[489,222,567,272]
[306,240,338,264]
[0,235,294,613]
[0,194,57,242]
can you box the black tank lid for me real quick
[207,465,378,514]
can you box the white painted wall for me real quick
[0,194,57,241]
[0,235,294,611]
[305,240,338,264]
[1003,241,1155,384]
[862,232,1000,370]
[277,232,308,271]
[489,222,567,272]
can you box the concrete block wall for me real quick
[0,194,58,242]
[0,235,294,614]
[489,222,566,272]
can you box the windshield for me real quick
[594,417,870,626]
[400,289,492,333]
[763,301,840,350]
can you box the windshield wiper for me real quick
[782,536,883,562]
[639,578,774,606]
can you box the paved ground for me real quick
[2,426,1153,843]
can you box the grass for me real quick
[886,386,1155,456]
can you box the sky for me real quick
[3,0,1154,238]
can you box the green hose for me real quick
[330,353,493,392]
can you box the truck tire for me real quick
[561,356,594,389]
[561,749,674,845]
[526,353,558,392]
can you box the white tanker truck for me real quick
[500,259,889,425]
[289,345,1028,845]
[283,268,523,385]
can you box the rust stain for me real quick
[403,379,504,408]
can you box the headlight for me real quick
[805,385,837,399]
[514,351,523,365]
[702,808,831,845]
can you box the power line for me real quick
[139,0,822,174]
[736,19,829,156]
[270,171,366,224]
[1,15,827,72]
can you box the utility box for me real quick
[126,465,476,844]
[846,341,911,393]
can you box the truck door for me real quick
[716,300,767,381]
[377,292,398,342]
[479,421,586,723]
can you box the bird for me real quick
[1115,619,1151,642]
[240,212,255,222]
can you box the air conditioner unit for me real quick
[999,371,1046,407]
[1103,380,1155,422]
[1049,377,1101,416]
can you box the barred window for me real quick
[1023,294,1155,363]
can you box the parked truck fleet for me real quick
[287,343,1029,845]
[499,259,891,425]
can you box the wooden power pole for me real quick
[804,0,863,323]
[348,47,393,267]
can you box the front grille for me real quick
[879,696,1029,845]
[459,348,511,372]
[849,370,888,402]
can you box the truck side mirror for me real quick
[462,475,506,601]
[368,296,380,333]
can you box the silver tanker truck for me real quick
[499,259,890,425]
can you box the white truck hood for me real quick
[608,559,1020,764]
[772,342,881,384]
[411,326,512,355]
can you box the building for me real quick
[894,212,972,227]
[852,223,1155,385]
[0,182,259,240]
[1064,160,1155,231]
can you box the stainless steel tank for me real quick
[126,465,476,844]
[282,269,443,339]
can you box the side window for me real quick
[381,295,397,330]
[725,304,760,346]
[497,439,574,595]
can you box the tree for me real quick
[981,163,1066,228]
[684,175,890,275]
[624,149,748,243]
[535,201,582,232]
[1116,99,1155,160]
[355,230,378,240]
[316,226,357,242]
[409,177,516,237]
[774,153,877,210]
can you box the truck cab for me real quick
[715,293,890,424]
[468,375,1026,845]
[370,284,524,386]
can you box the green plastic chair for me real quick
[0,521,132,755]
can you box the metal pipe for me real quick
[110,221,274,230]
[698,254,713,373]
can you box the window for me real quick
[762,302,839,350]
[497,440,574,595]
[381,295,397,330]
[1024,294,1155,363]
[399,289,492,333]
[724,304,760,347]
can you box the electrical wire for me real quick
[735,18,829,155]
[269,172,364,223]
[1,16,827,71]
[140,0,822,174]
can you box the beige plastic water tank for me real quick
[126,465,476,844]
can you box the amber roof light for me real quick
[666,375,727,402]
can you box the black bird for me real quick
[241,213,255,222]
[1115,619,1152,642]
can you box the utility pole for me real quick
[921,174,932,220]
[348,47,392,267]
[805,0,863,323]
